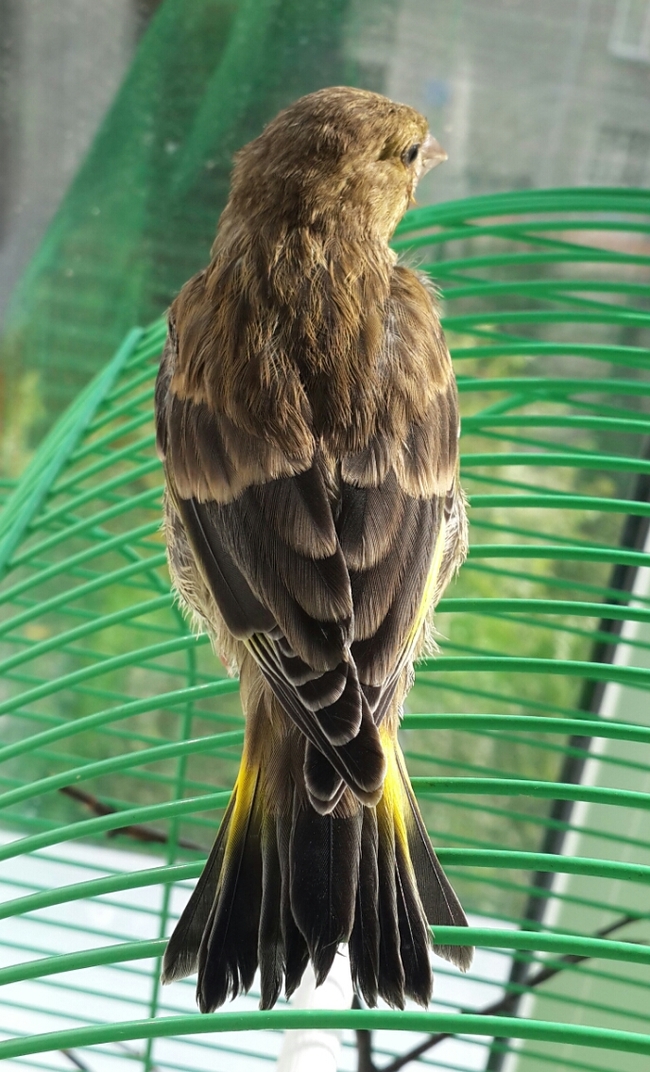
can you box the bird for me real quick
[155,85,472,1014]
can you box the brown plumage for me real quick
[156,85,472,1013]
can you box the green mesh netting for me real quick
[0,188,649,1070]
[0,0,385,458]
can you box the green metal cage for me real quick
[0,187,649,1071]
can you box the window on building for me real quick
[609,0,650,62]
[587,125,650,186]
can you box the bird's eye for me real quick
[403,144,420,166]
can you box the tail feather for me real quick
[258,812,284,1010]
[161,792,235,984]
[396,749,473,971]
[277,808,310,998]
[394,834,434,1007]
[375,790,406,1008]
[289,798,362,985]
[348,806,380,1006]
[196,765,263,1013]
[163,702,471,1011]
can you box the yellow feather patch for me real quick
[378,725,414,872]
[218,746,261,886]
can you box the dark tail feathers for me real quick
[162,748,472,1011]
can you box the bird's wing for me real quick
[156,275,462,810]
[156,324,386,808]
[336,267,463,724]
[339,399,462,725]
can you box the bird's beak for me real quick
[421,133,447,173]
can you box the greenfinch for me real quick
[156,86,471,1012]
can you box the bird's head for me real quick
[224,86,446,245]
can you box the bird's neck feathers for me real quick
[171,216,439,458]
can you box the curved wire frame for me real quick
[0,187,649,1071]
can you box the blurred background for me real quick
[1,0,650,473]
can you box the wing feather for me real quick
[156,271,464,806]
